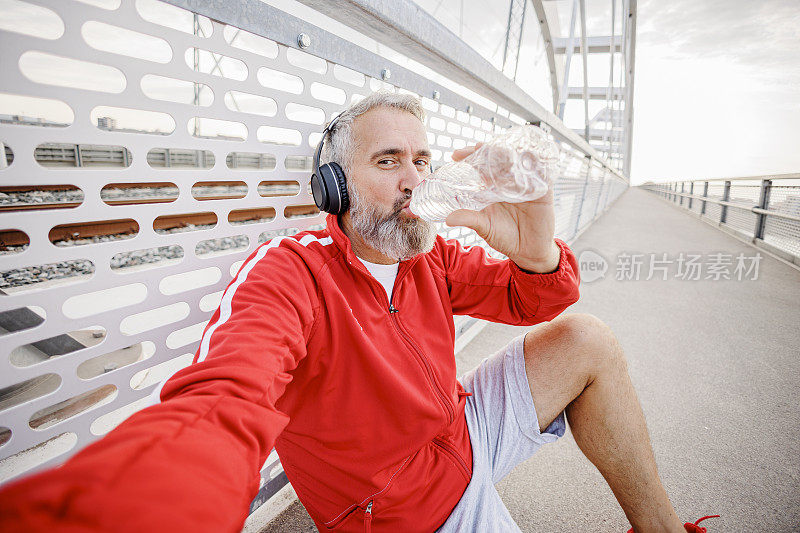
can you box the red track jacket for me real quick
[0,214,580,532]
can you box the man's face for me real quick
[345,106,436,260]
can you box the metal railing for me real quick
[642,175,800,266]
[0,0,629,522]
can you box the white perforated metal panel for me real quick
[0,0,627,505]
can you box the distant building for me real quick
[96,116,117,130]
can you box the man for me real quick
[0,92,706,532]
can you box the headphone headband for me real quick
[312,114,342,176]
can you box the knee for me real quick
[544,313,626,371]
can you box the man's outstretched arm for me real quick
[0,243,319,533]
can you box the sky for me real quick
[406,0,800,184]
[631,0,800,183]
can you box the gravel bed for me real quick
[0,185,301,206]
[0,190,84,206]
[1,259,94,290]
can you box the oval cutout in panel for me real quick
[120,302,190,336]
[286,48,327,74]
[307,132,322,148]
[199,291,223,313]
[0,374,61,413]
[440,104,455,118]
[0,93,74,127]
[111,245,184,272]
[19,51,126,93]
[63,283,147,319]
[131,353,194,389]
[195,235,249,257]
[1,258,94,293]
[165,323,207,350]
[420,97,438,112]
[49,219,139,247]
[310,82,346,105]
[285,205,320,220]
[92,106,175,135]
[369,78,393,92]
[284,156,311,172]
[82,21,172,63]
[0,427,10,448]
[2,142,13,167]
[153,212,217,234]
[159,267,221,295]
[140,74,213,106]
[29,385,117,430]
[189,118,246,141]
[258,227,300,244]
[0,228,30,254]
[429,117,446,131]
[229,260,244,277]
[257,67,303,94]
[0,432,77,484]
[191,181,247,201]
[224,91,276,117]
[226,151,276,170]
[224,25,278,58]
[333,64,365,87]
[89,396,150,436]
[136,0,211,35]
[437,135,452,148]
[35,143,132,168]
[76,0,121,9]
[257,126,301,146]
[184,48,247,81]
[0,185,83,211]
[77,340,155,379]
[10,326,106,368]
[101,182,178,205]
[0,0,64,39]
[0,306,45,336]
[258,181,300,197]
[228,207,275,226]
[147,148,214,168]
[285,102,325,125]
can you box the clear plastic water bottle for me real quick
[409,124,559,222]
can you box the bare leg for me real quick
[522,313,683,533]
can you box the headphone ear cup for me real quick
[329,162,349,214]
[317,162,349,214]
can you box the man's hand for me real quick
[444,144,561,274]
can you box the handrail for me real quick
[642,177,800,265]
[644,173,800,183]
[654,190,800,223]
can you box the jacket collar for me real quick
[325,213,424,278]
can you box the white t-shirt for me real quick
[359,258,399,303]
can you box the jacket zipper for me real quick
[348,256,455,425]
[388,303,455,423]
[363,501,373,533]
[432,437,471,480]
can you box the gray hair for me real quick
[322,90,426,176]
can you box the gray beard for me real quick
[347,183,436,261]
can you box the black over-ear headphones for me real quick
[311,115,349,215]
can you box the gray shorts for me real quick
[437,333,567,532]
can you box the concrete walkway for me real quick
[260,187,800,532]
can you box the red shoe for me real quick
[627,515,720,533]
[683,515,720,532]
